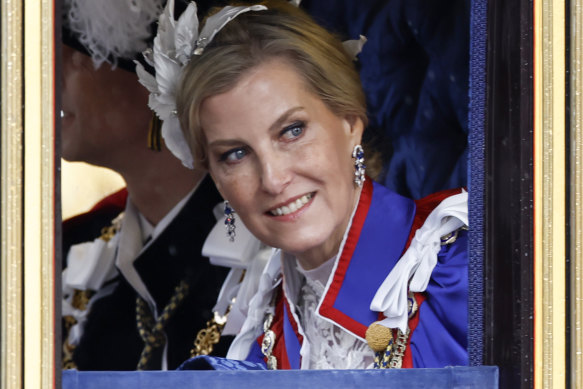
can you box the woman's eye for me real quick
[281,122,305,140]
[220,147,248,163]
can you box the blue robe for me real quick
[182,180,468,370]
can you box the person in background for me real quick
[61,0,234,370]
[138,0,469,370]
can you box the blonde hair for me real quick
[176,0,369,169]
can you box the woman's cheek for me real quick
[222,170,257,202]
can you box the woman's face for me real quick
[201,58,364,269]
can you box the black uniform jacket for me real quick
[65,176,232,370]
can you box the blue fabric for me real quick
[468,0,487,366]
[62,367,499,388]
[178,356,266,371]
[282,301,301,369]
[327,182,468,368]
[304,0,469,199]
[410,230,469,367]
[303,0,480,366]
[245,340,268,367]
[245,183,468,368]
[333,181,415,327]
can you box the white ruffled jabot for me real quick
[296,259,375,369]
[370,191,468,332]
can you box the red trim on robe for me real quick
[255,186,464,369]
[89,188,128,212]
[257,288,292,369]
[409,188,464,246]
[318,179,373,337]
[401,292,427,368]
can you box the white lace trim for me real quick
[297,273,375,369]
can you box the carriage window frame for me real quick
[1,0,581,387]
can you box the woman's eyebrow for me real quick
[268,106,304,133]
[207,106,305,148]
[207,138,245,148]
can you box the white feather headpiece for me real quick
[136,0,366,169]
[135,0,268,168]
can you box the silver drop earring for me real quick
[224,201,236,242]
[352,144,366,187]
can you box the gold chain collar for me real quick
[136,280,190,370]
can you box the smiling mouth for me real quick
[269,193,314,216]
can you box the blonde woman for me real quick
[140,0,469,370]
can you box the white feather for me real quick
[134,61,158,93]
[156,11,176,55]
[161,118,194,169]
[135,1,268,168]
[63,0,164,68]
[175,3,199,65]
[342,35,368,60]
[198,5,267,50]
[153,51,181,97]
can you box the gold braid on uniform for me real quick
[190,309,229,357]
[62,213,123,369]
[136,280,190,370]
[62,289,96,369]
[190,270,245,357]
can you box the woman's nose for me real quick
[260,153,292,195]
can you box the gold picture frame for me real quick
[1,0,56,388]
[1,0,582,387]
[570,0,583,386]
[1,0,24,386]
[534,0,567,387]
[534,0,583,387]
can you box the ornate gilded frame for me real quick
[1,0,56,388]
[570,0,583,386]
[1,0,582,387]
[1,0,24,386]
[534,0,566,386]
[533,0,577,387]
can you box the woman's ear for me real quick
[343,114,364,145]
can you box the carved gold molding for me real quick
[1,0,24,387]
[23,0,56,388]
[1,0,56,388]
[0,0,578,388]
[571,0,583,386]
[534,0,567,388]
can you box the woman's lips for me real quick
[268,192,314,216]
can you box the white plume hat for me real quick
[62,0,167,70]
